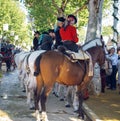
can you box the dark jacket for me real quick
[33,37,38,50]
[39,34,53,50]
[54,26,63,49]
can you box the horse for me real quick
[33,38,106,121]
[14,50,46,109]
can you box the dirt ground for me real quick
[0,70,120,121]
[0,70,82,121]
[85,88,120,121]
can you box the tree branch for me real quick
[73,1,88,15]
[61,0,70,11]
[52,0,60,11]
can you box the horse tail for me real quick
[34,54,42,76]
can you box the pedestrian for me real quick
[117,48,120,94]
[60,14,79,52]
[108,47,118,90]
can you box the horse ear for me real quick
[100,35,105,47]
[96,42,98,46]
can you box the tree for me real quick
[0,0,31,48]
[25,0,89,32]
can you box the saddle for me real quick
[57,45,89,61]
[57,46,93,76]
[66,50,89,60]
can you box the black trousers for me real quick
[62,41,78,52]
[110,65,117,90]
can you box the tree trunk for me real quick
[85,0,102,42]
[112,0,119,44]
[96,0,104,38]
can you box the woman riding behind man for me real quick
[59,14,79,52]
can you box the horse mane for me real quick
[82,38,103,51]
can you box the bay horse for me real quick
[34,38,106,121]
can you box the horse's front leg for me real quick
[77,91,84,120]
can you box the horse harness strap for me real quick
[64,50,93,76]
[85,51,93,76]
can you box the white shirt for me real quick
[108,53,118,66]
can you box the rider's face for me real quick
[34,33,39,38]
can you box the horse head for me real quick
[82,38,106,67]
[96,44,106,66]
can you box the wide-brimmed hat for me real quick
[68,14,77,24]
[57,17,65,22]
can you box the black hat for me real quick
[34,31,40,35]
[48,29,55,33]
[57,17,65,22]
[68,14,77,24]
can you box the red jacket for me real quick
[60,25,78,43]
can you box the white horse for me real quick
[14,51,31,88]
[16,50,45,109]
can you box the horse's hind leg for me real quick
[34,76,43,121]
[77,91,84,119]
[40,86,52,121]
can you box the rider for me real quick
[54,17,65,49]
[38,29,55,50]
[33,31,40,50]
[59,14,79,52]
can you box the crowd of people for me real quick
[0,41,21,71]
[32,14,79,52]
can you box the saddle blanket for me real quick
[66,50,90,60]
[66,50,93,76]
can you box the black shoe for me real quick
[59,98,64,101]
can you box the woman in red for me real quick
[60,14,79,52]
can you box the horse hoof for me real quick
[22,89,26,92]
[65,104,71,108]
[29,107,35,110]
[59,98,64,101]
[54,93,59,97]
[78,114,84,120]
[74,109,78,113]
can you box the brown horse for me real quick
[34,38,106,121]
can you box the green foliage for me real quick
[25,0,88,32]
[25,0,111,41]
[102,26,113,36]
[0,0,31,49]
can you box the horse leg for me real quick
[34,76,43,121]
[40,86,52,121]
[77,91,84,119]
[34,88,42,121]
[27,88,35,110]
